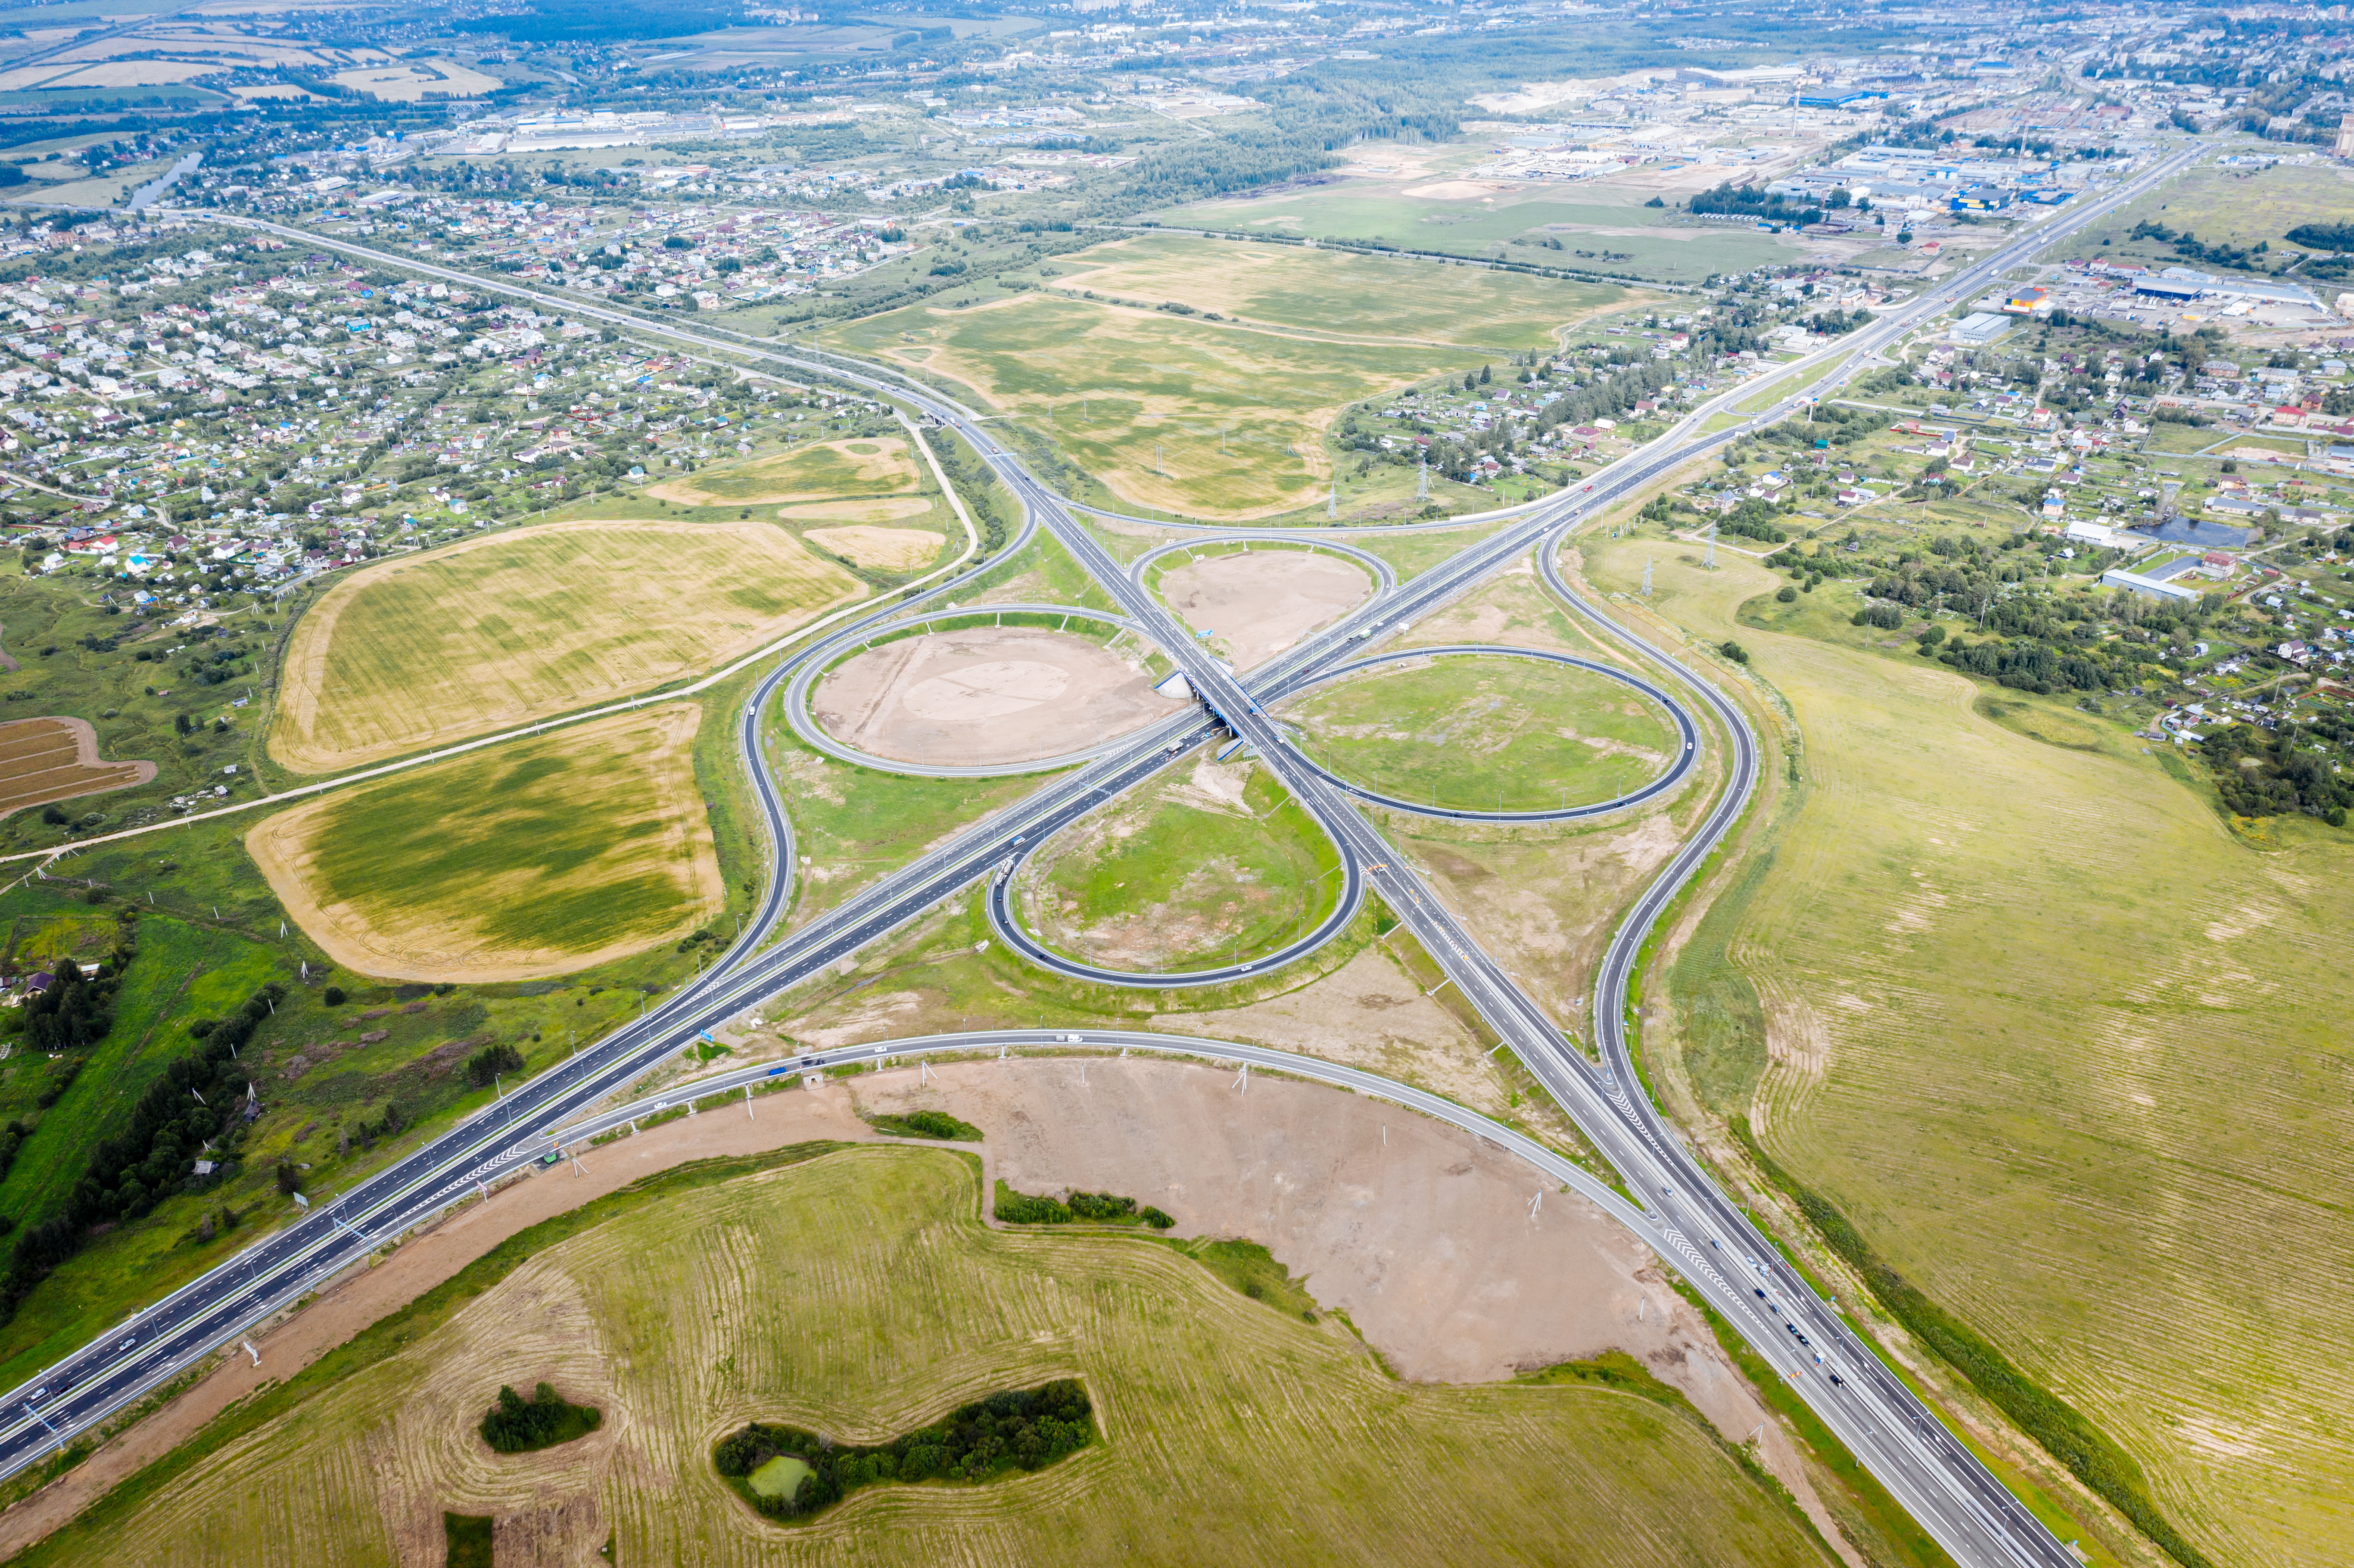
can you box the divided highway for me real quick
[0,149,2195,1568]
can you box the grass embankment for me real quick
[1730,1118,2209,1568]
[271,517,863,773]
[247,705,724,983]
[22,1145,1834,1566]
[1020,759,1344,972]
[1587,526,2354,1565]
[1283,652,1678,812]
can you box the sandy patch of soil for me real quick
[1160,550,1372,671]
[245,706,721,984]
[7,1059,1850,1561]
[803,526,941,570]
[780,496,936,525]
[814,627,1182,766]
[0,716,155,818]
[1402,179,1509,201]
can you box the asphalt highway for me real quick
[0,151,2193,1562]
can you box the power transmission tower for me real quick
[1155,442,1163,476]
[1705,523,1718,571]
[1641,557,1653,596]
[1415,454,1429,500]
[1327,480,1338,519]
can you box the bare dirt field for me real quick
[813,627,1182,766]
[804,525,942,570]
[1,1059,1849,1563]
[0,717,154,819]
[1159,550,1372,670]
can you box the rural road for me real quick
[0,146,2195,1568]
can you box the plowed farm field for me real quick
[0,717,153,818]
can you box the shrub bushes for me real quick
[995,1181,1173,1229]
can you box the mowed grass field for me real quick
[1282,653,1678,813]
[30,1147,1833,1568]
[1582,533,2354,1567]
[246,706,722,983]
[649,436,923,506]
[1156,183,1796,285]
[1049,233,1626,350]
[828,292,1480,520]
[1021,756,1343,971]
[272,520,863,774]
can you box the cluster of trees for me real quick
[995,1182,1174,1229]
[1689,183,1821,228]
[2288,221,2354,253]
[2129,220,2275,275]
[20,940,128,1054]
[480,1382,602,1453]
[714,1381,1096,1519]
[464,1042,525,1089]
[5,979,275,1322]
[2201,721,2354,824]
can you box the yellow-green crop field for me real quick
[828,291,1481,521]
[1050,232,1627,350]
[272,519,863,773]
[247,705,722,983]
[1584,531,2354,1568]
[34,1147,1833,1567]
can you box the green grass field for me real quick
[0,916,277,1224]
[273,520,862,774]
[827,292,1480,521]
[1021,758,1343,971]
[1155,185,1796,285]
[1586,529,2354,1568]
[2058,161,2354,265]
[650,435,926,506]
[26,1145,1833,1567]
[1282,653,1678,813]
[248,706,722,982]
[768,727,1061,930]
[1051,233,1627,349]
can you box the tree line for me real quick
[3,975,276,1323]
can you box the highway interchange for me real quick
[0,145,2200,1565]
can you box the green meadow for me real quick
[1022,759,1344,971]
[1283,653,1679,813]
[1157,186,1796,285]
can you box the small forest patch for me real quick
[479,1381,602,1454]
[866,1109,982,1142]
[712,1379,1096,1521]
